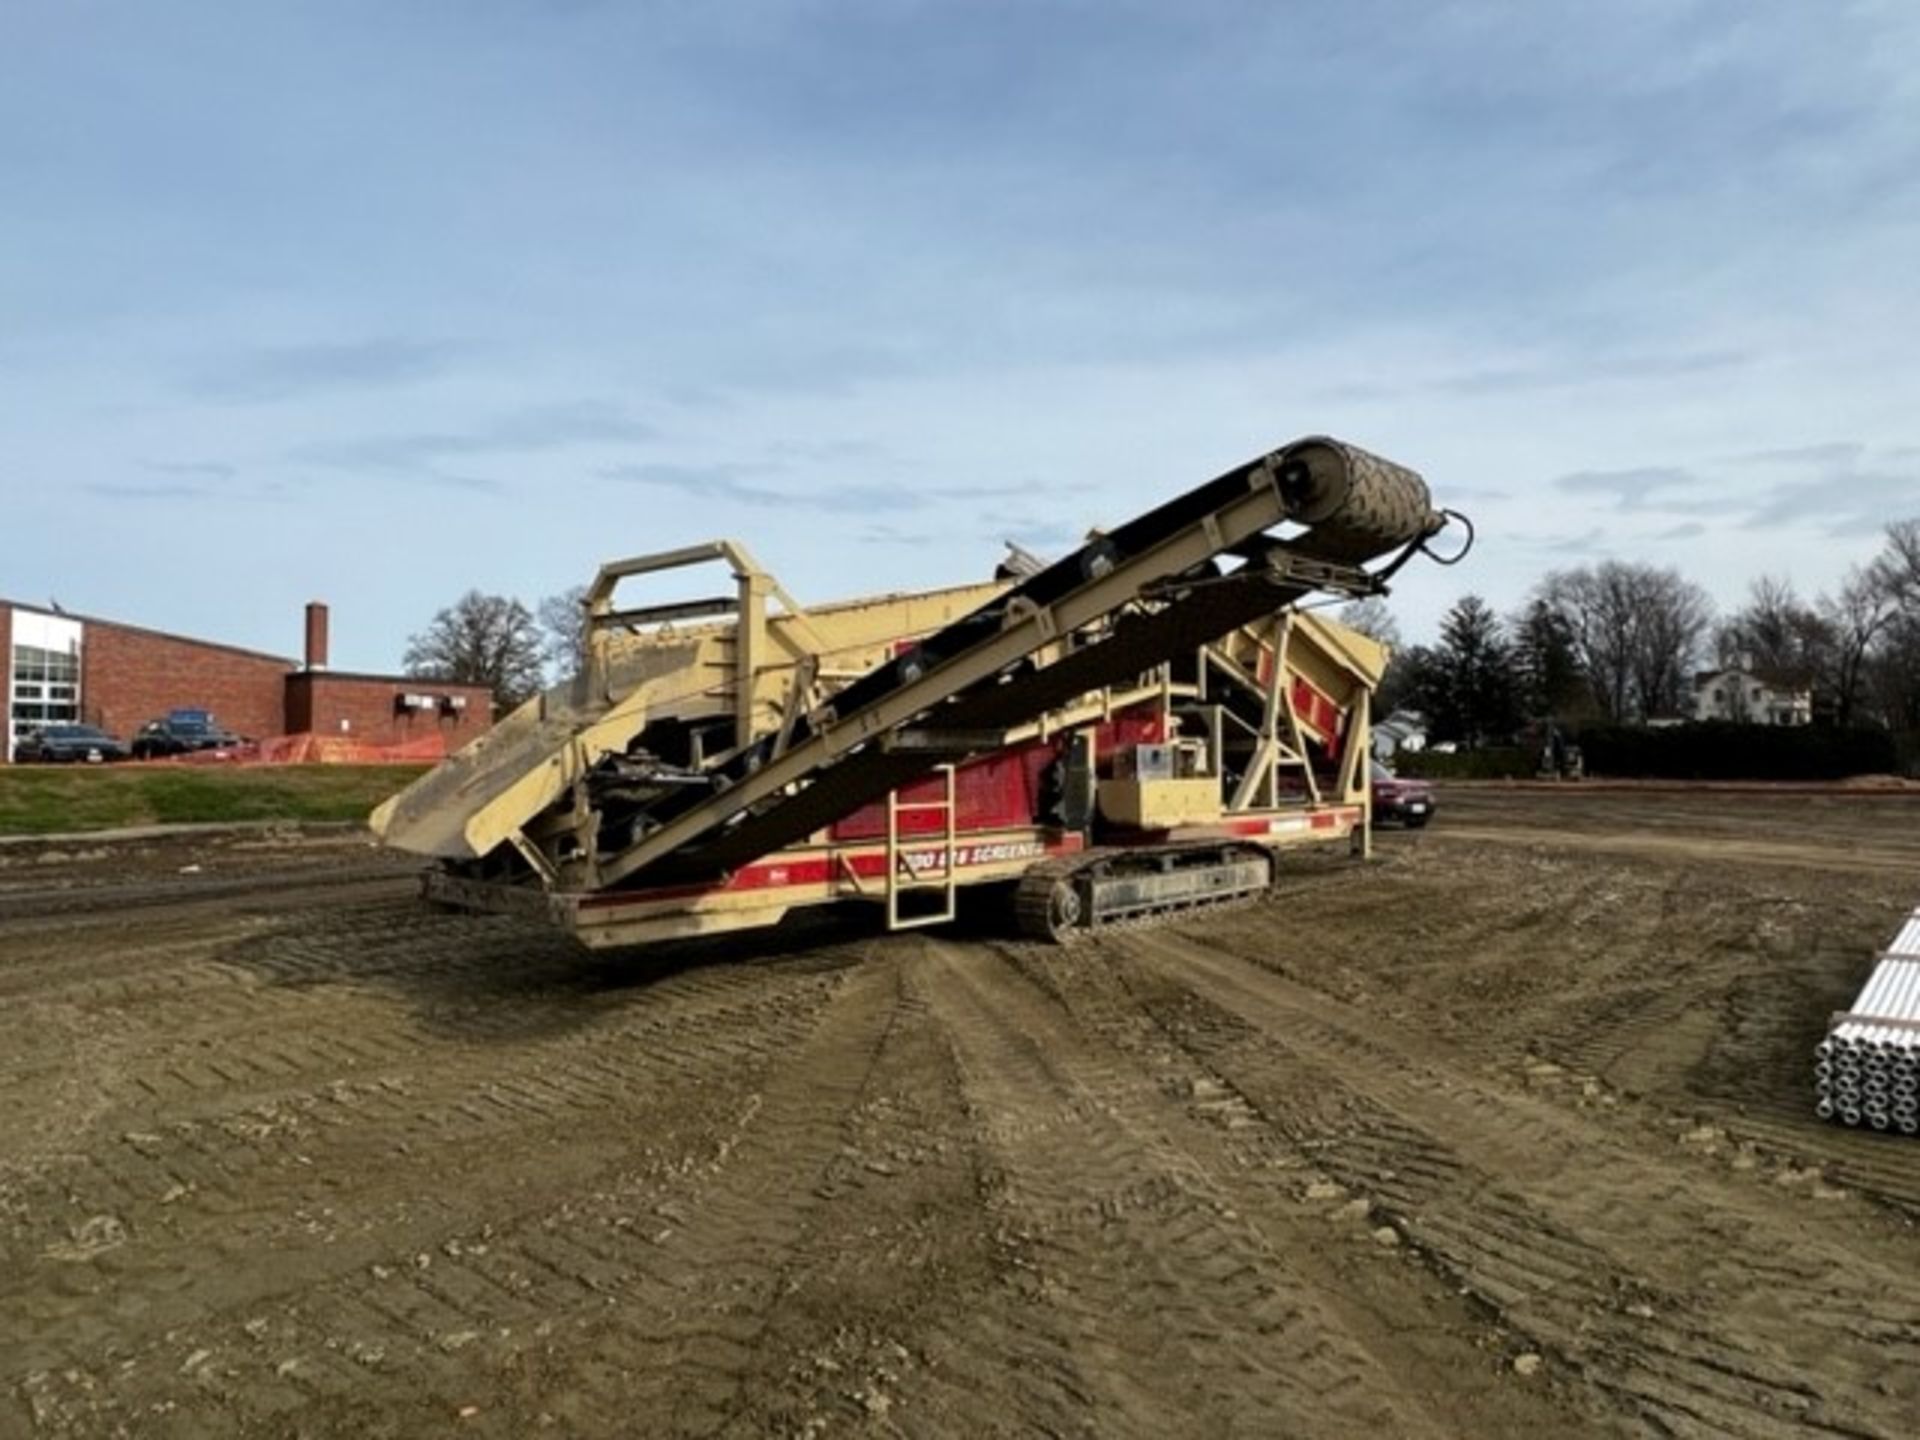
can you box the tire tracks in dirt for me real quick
[907,934,1546,1440]
[1211,845,1920,1224]
[1116,928,1920,1439]
[4,931,883,1433]
[0,861,416,927]
[1,913,851,1249]
[1433,824,1920,877]
[11,802,1920,1437]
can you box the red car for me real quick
[1370,760,1434,828]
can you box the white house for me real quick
[1692,666,1812,726]
[1372,709,1429,759]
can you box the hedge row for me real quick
[1900,730,1920,775]
[1575,722,1899,781]
[1394,724,1907,782]
[1393,748,1534,780]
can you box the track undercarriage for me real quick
[1014,843,1278,942]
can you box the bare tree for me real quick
[539,584,592,681]
[1336,596,1401,650]
[404,591,544,710]
[1536,564,1638,721]
[1867,619,1920,732]
[1865,519,1920,732]
[1717,576,1817,671]
[1822,566,1896,727]
[1538,561,1712,720]
[1875,519,1920,604]
[1630,567,1714,718]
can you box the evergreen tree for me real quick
[1511,598,1590,721]
[1431,595,1521,747]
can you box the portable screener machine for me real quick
[372,436,1466,946]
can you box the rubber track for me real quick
[1014,844,1274,943]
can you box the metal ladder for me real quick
[885,764,957,930]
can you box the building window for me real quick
[12,652,81,722]
[7,615,85,760]
[12,644,77,689]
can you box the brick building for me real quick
[2,598,492,762]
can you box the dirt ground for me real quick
[3,793,1919,1439]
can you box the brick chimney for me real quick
[304,602,330,671]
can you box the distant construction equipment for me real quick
[372,436,1467,948]
[1818,906,1920,1133]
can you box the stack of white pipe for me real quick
[1817,906,1920,1133]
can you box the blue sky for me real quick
[4,1,1917,667]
